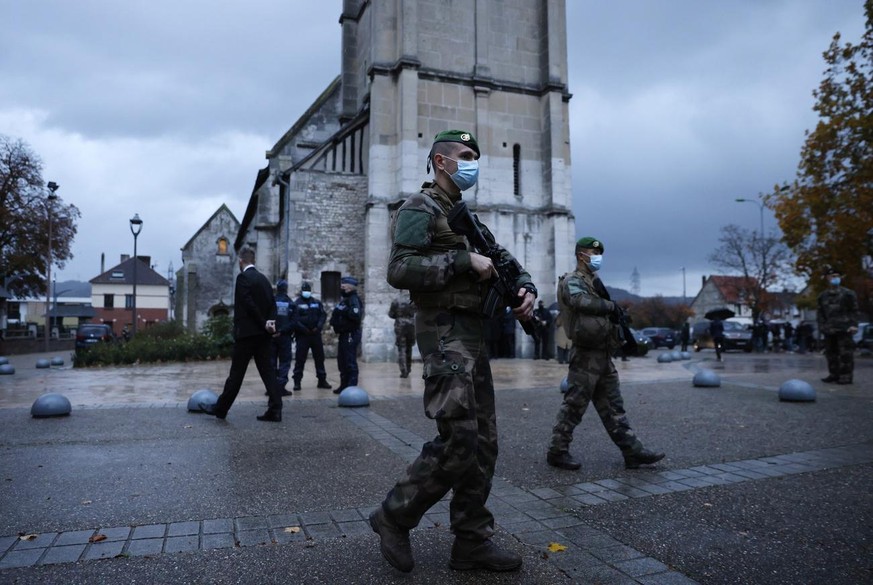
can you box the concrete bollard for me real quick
[50,356,64,366]
[693,370,721,387]
[187,389,219,412]
[337,386,370,407]
[31,393,72,418]
[560,377,569,393]
[778,379,816,402]
[0,356,8,365]
[0,364,14,375]
[36,358,51,369]
[657,353,673,363]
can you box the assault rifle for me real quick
[446,201,536,337]
[592,278,638,357]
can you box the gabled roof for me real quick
[89,257,170,287]
[268,76,342,157]
[708,275,759,304]
[181,204,240,251]
[234,166,272,252]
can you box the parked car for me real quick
[75,323,114,353]
[691,320,752,352]
[640,327,676,349]
[628,328,653,356]
[855,322,872,350]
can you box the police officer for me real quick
[369,130,535,574]
[533,300,553,360]
[291,282,332,391]
[817,267,859,384]
[271,279,295,395]
[547,236,665,472]
[330,276,363,393]
[389,293,416,378]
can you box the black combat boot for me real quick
[821,375,837,383]
[369,508,413,573]
[623,448,665,469]
[546,452,581,471]
[292,380,302,391]
[450,538,522,572]
[316,379,332,389]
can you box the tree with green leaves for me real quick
[707,224,795,321]
[766,1,872,314]
[0,135,80,297]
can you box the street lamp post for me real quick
[44,181,59,352]
[680,266,686,304]
[129,213,143,336]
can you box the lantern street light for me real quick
[735,197,765,240]
[44,181,59,352]
[129,213,143,336]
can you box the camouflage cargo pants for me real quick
[395,324,416,377]
[382,309,497,541]
[824,332,855,382]
[549,347,643,456]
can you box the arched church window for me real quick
[217,237,229,255]
[513,144,521,198]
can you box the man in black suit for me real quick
[203,247,283,422]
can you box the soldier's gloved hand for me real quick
[610,302,625,322]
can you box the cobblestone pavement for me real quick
[0,348,870,584]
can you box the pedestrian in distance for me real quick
[547,236,665,472]
[291,282,332,391]
[710,318,725,361]
[202,247,283,422]
[533,299,553,360]
[389,293,416,378]
[680,322,690,352]
[818,266,859,384]
[330,276,363,393]
[369,129,536,574]
[271,279,295,396]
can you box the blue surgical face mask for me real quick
[588,254,603,271]
[830,277,841,286]
[302,291,312,299]
[444,157,479,191]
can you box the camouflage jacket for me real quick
[387,181,534,312]
[557,263,619,351]
[817,285,859,335]
[389,298,416,331]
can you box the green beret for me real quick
[432,129,480,156]
[825,266,843,276]
[576,237,604,252]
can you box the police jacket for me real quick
[330,292,363,334]
[817,286,859,335]
[274,292,296,335]
[293,295,327,334]
[557,262,619,351]
[387,181,535,313]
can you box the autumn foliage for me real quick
[767,1,873,314]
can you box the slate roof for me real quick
[89,257,170,286]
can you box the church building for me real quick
[236,0,576,361]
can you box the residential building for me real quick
[90,256,170,336]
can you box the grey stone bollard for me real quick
[669,351,682,361]
[50,356,64,366]
[778,379,816,402]
[36,358,51,369]
[693,370,721,387]
[0,356,8,365]
[657,353,673,363]
[337,386,370,407]
[0,364,14,375]
[680,351,692,360]
[31,393,72,418]
[560,377,569,393]
[187,389,219,412]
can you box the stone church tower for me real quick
[236,0,575,361]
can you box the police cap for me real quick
[301,281,312,291]
[576,237,604,253]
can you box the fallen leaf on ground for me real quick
[547,542,568,552]
[81,500,92,505]
[89,534,107,543]
[283,527,301,533]
[19,534,37,541]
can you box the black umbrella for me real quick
[705,308,735,320]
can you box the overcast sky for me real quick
[1,1,865,298]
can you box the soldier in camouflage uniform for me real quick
[817,267,859,384]
[389,294,417,378]
[547,236,665,471]
[369,130,536,574]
